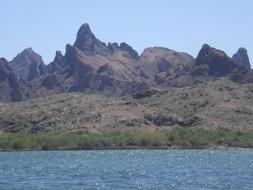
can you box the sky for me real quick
[0,0,252,66]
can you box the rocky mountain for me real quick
[0,23,253,134]
[191,44,251,82]
[41,23,149,96]
[0,23,252,102]
[9,48,46,82]
[139,47,195,87]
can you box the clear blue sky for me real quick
[1,0,252,66]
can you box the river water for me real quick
[0,149,252,189]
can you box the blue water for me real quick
[0,150,252,190]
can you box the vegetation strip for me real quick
[0,127,253,151]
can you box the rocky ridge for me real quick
[0,23,252,102]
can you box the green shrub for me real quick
[0,127,252,150]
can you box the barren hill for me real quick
[1,79,252,133]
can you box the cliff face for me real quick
[233,48,251,70]
[0,58,23,102]
[64,44,149,94]
[0,23,252,102]
[139,47,195,87]
[191,44,251,82]
[47,51,65,74]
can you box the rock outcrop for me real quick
[232,48,251,69]
[9,48,46,81]
[73,23,108,54]
[193,44,236,77]
[139,47,195,87]
[192,44,251,82]
[0,58,23,102]
[47,51,65,73]
[65,42,149,95]
[119,42,139,60]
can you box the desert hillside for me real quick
[1,79,252,133]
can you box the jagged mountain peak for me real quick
[197,44,228,62]
[237,47,247,53]
[22,47,35,54]
[46,51,66,73]
[53,51,64,63]
[194,44,234,76]
[119,42,139,59]
[0,24,252,103]
[11,47,44,64]
[232,47,251,69]
[78,23,92,34]
[192,44,251,82]
[73,23,108,54]
[9,48,46,81]
[14,48,43,60]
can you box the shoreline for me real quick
[0,127,252,152]
[0,145,252,152]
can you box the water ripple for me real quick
[0,149,252,189]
